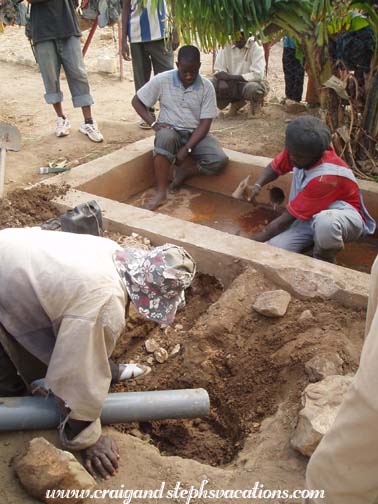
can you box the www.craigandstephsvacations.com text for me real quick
[45,480,325,503]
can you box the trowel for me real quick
[0,122,21,199]
[232,175,285,210]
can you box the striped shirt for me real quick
[137,69,218,131]
[128,0,167,43]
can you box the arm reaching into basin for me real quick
[0,228,196,479]
[245,162,279,204]
[249,115,375,262]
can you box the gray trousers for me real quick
[154,128,228,175]
[130,39,173,92]
[267,207,365,261]
[0,324,46,397]
[209,77,269,109]
[34,36,94,108]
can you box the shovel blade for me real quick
[0,122,21,152]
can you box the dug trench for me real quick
[0,186,367,469]
[111,267,366,467]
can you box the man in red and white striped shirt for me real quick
[248,116,375,262]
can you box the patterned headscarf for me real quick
[113,244,196,326]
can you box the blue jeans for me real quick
[34,36,94,108]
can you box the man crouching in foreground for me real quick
[132,45,228,210]
[0,227,195,478]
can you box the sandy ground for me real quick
[0,26,363,504]
[0,26,292,194]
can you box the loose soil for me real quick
[0,184,68,229]
[111,267,365,467]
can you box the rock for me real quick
[146,356,154,365]
[298,309,315,324]
[253,290,291,318]
[285,99,308,114]
[305,354,344,382]
[174,324,184,331]
[97,55,117,74]
[154,347,169,363]
[170,344,181,356]
[129,428,145,440]
[291,375,353,456]
[145,338,160,353]
[14,437,96,504]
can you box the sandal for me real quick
[139,120,152,130]
[118,363,151,381]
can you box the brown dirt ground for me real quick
[110,267,365,467]
[0,27,370,503]
[0,188,365,480]
[0,28,289,194]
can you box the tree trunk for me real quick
[363,71,378,139]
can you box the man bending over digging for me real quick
[132,45,229,210]
[244,116,375,263]
[0,227,195,479]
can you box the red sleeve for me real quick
[287,176,358,221]
[271,149,294,175]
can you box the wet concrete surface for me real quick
[127,186,378,274]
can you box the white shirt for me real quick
[0,228,127,426]
[214,37,266,82]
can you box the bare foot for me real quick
[142,191,167,210]
[170,163,200,192]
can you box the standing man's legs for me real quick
[146,39,174,76]
[130,42,153,92]
[34,37,102,142]
[282,46,304,102]
[34,39,71,137]
[61,36,103,142]
[131,39,174,129]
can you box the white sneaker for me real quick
[55,117,70,137]
[79,121,104,142]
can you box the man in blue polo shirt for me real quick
[132,45,229,210]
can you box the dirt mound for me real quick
[0,185,68,229]
[111,267,365,466]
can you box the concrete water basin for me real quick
[43,136,378,306]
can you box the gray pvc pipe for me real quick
[0,389,210,431]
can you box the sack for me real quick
[78,15,94,31]
[42,201,103,236]
[81,0,122,27]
